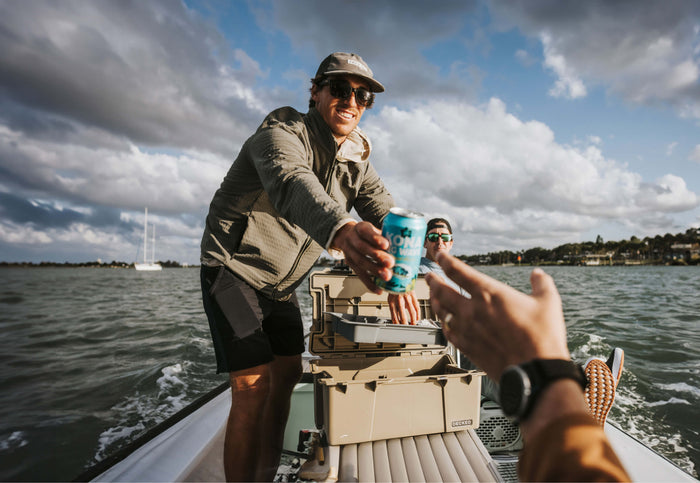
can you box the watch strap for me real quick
[507,358,586,423]
[521,359,586,392]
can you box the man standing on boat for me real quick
[200,52,416,481]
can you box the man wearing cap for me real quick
[200,52,416,481]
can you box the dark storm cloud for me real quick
[0,192,83,227]
[0,99,79,143]
[0,0,263,156]
[0,191,134,231]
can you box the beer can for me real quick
[375,207,427,293]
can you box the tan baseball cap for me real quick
[314,52,385,92]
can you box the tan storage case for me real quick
[308,268,483,446]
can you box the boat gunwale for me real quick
[72,381,230,482]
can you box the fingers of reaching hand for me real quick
[529,268,560,306]
[436,253,518,305]
[388,294,405,324]
[426,273,468,329]
[408,291,420,323]
[397,294,410,324]
[342,242,392,295]
[389,292,420,324]
[343,226,393,283]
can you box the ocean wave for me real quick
[0,431,28,452]
[611,379,696,476]
[569,333,606,362]
[93,362,192,462]
[658,382,700,399]
[0,295,24,304]
[95,422,146,461]
[647,397,692,407]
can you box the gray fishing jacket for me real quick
[201,106,394,300]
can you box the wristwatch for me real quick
[499,359,586,423]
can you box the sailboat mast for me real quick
[152,224,156,264]
[143,207,148,263]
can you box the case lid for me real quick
[308,268,447,357]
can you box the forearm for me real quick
[519,383,631,481]
[519,379,590,441]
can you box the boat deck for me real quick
[183,423,501,482]
[89,380,699,483]
[329,430,498,482]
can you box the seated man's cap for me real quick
[314,52,385,92]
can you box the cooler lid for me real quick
[308,268,447,357]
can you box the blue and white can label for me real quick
[375,207,427,294]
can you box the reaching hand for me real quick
[331,221,394,294]
[387,292,421,324]
[425,252,570,381]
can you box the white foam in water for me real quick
[95,423,146,461]
[647,397,691,407]
[570,333,605,361]
[0,431,28,451]
[658,382,700,398]
[611,379,696,476]
[94,362,191,462]
[157,363,186,391]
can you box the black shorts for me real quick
[200,265,305,373]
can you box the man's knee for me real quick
[272,355,303,387]
[229,366,272,396]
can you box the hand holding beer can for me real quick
[375,207,427,293]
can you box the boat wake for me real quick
[613,375,696,477]
[93,362,191,462]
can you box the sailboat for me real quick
[134,207,162,271]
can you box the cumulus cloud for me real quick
[541,33,587,99]
[0,0,255,262]
[490,0,700,117]
[0,125,226,214]
[0,0,269,156]
[0,0,698,263]
[365,98,699,254]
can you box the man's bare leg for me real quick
[255,354,303,481]
[223,364,272,482]
[222,355,302,482]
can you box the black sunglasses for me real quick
[426,233,453,243]
[320,78,375,108]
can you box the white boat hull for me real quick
[87,382,697,482]
[134,263,162,271]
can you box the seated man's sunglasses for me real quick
[426,233,453,242]
[320,78,375,108]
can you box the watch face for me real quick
[500,365,530,418]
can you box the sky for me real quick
[1,0,699,265]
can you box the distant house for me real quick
[580,252,614,266]
[669,243,700,263]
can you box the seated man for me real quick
[414,217,625,425]
[418,218,501,402]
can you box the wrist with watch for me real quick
[499,359,586,423]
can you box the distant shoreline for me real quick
[0,261,195,268]
[0,259,694,269]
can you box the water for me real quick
[0,266,698,480]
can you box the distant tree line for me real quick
[459,228,700,266]
[0,260,189,268]
[3,228,699,268]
